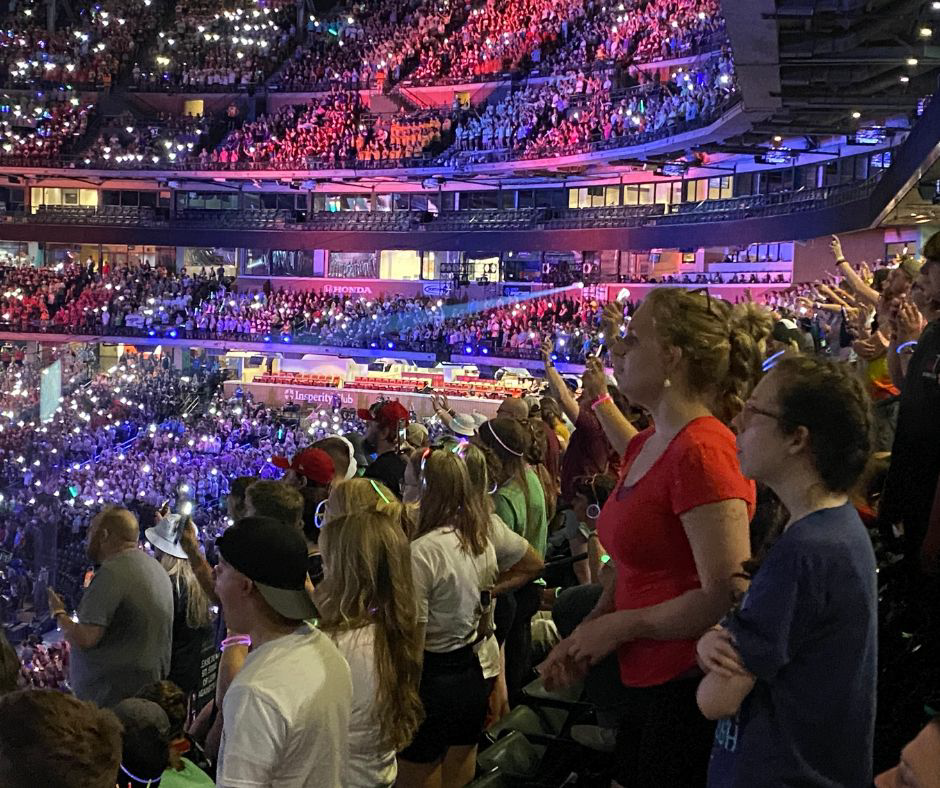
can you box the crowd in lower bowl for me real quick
[0,233,939,786]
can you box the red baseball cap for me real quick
[357,401,409,429]
[271,447,335,486]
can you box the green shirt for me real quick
[494,468,548,558]
[160,758,214,788]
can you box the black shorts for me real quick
[613,676,714,787]
[398,645,488,764]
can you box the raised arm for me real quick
[581,356,637,456]
[180,518,220,605]
[541,338,580,423]
[830,235,879,307]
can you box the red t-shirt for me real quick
[596,416,755,688]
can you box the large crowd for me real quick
[445,53,735,161]
[0,0,737,171]
[0,90,92,163]
[0,233,938,787]
[82,112,209,167]
[131,0,297,91]
[0,0,163,90]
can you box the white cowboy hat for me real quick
[145,514,188,560]
[450,413,478,437]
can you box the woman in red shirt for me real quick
[540,288,771,786]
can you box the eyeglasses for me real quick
[740,401,782,425]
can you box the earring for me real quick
[663,377,672,389]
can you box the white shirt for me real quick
[411,527,498,654]
[331,626,397,788]
[217,624,352,788]
[475,514,530,679]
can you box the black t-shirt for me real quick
[881,319,940,554]
[168,580,213,695]
[364,450,407,499]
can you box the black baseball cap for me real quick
[216,516,317,621]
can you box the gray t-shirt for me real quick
[72,548,174,707]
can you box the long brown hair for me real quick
[316,511,424,752]
[476,418,533,532]
[414,449,489,556]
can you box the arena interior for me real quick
[0,0,939,785]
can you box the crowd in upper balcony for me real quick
[131,0,296,90]
[0,0,163,90]
[0,0,734,170]
[82,112,208,167]
[0,91,92,163]
[443,52,734,161]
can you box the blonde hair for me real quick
[325,477,414,535]
[414,449,489,556]
[644,288,772,423]
[160,553,212,630]
[462,442,495,517]
[316,511,424,752]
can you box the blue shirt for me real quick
[707,503,877,788]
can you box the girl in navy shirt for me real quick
[697,355,879,787]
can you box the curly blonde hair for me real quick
[644,288,772,423]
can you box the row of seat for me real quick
[255,373,342,387]
[27,205,155,225]
[175,209,292,229]
[348,377,525,399]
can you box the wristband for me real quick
[590,394,613,411]
[220,635,251,651]
[896,340,918,355]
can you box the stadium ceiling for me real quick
[711,0,940,151]
[877,155,940,225]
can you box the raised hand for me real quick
[540,337,554,362]
[582,356,608,400]
[179,517,199,557]
[830,234,845,262]
[897,300,925,342]
[600,300,624,345]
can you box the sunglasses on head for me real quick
[314,478,391,529]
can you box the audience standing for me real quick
[697,356,877,787]
[213,516,352,787]
[317,508,424,787]
[540,288,769,785]
[47,507,174,708]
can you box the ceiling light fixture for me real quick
[851,111,861,119]
[907,57,919,66]
[919,27,933,37]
